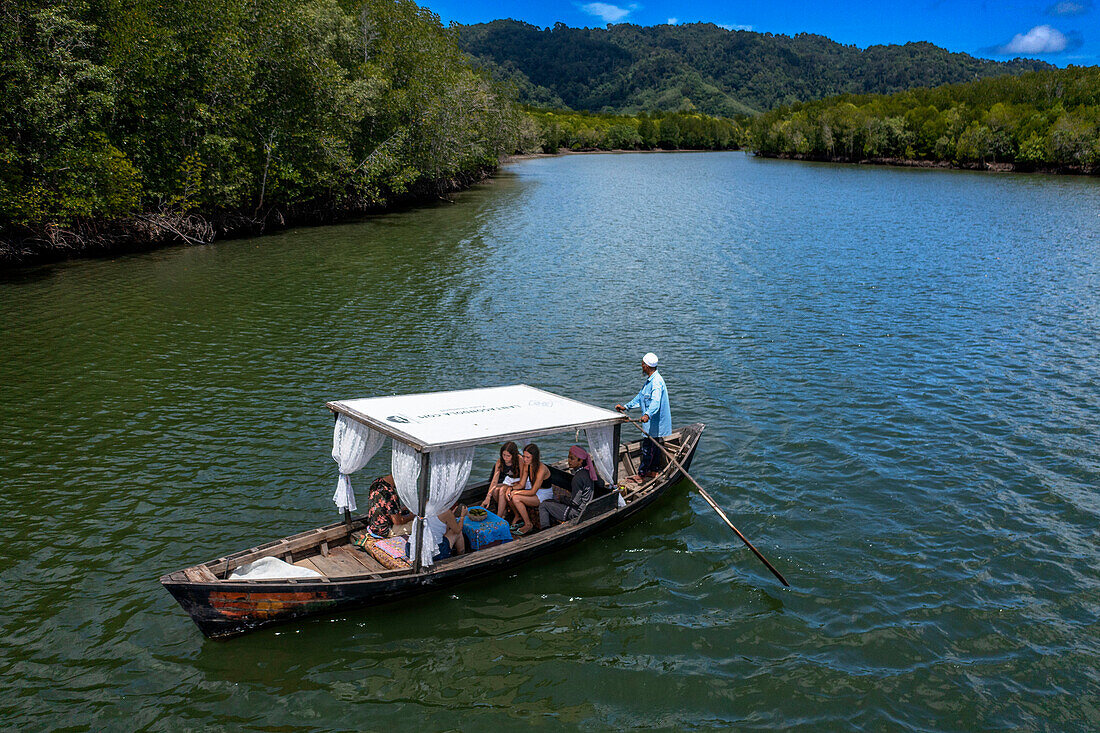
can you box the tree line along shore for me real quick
[2,3,1098,267]
[517,67,1100,174]
[2,0,521,266]
[751,67,1100,173]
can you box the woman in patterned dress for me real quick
[366,474,406,538]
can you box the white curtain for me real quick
[390,442,475,567]
[331,416,385,513]
[391,441,424,564]
[391,440,422,513]
[417,446,475,566]
[586,426,616,486]
[587,425,626,508]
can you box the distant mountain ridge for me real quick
[455,20,1054,116]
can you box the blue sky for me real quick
[428,0,1098,67]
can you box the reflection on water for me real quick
[1,153,1099,729]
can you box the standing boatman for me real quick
[615,352,672,482]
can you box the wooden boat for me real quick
[161,386,704,639]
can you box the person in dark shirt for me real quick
[539,445,597,528]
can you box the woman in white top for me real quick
[427,505,466,560]
[507,443,552,536]
[481,441,525,519]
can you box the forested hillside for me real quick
[456,20,1052,117]
[752,67,1100,171]
[1,0,520,263]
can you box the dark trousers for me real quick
[638,435,664,475]
[539,499,573,528]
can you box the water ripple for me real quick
[1,153,1099,729]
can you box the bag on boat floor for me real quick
[352,531,410,570]
[228,556,322,580]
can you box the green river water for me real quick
[1,152,1099,730]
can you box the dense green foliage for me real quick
[751,67,1100,169]
[1,0,519,232]
[456,20,1052,117]
[3,5,1093,257]
[525,109,744,152]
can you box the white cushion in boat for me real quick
[228,556,322,580]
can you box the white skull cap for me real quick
[642,352,658,367]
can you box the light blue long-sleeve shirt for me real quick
[624,370,672,437]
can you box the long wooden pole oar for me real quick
[624,418,790,587]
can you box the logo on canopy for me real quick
[386,415,411,424]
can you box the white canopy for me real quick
[327,385,625,452]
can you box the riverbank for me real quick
[507,147,1099,177]
[755,152,1099,176]
[501,147,735,164]
[12,143,1089,270]
[0,168,493,269]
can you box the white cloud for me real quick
[997,24,1070,54]
[1047,1,1091,16]
[580,3,635,23]
[718,23,753,31]
[667,17,678,24]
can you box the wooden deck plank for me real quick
[305,553,354,577]
[309,550,375,578]
[330,551,380,576]
[332,545,388,574]
[184,565,219,583]
[294,557,325,575]
[224,523,363,572]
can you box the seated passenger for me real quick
[427,504,466,560]
[481,441,525,519]
[365,474,408,538]
[538,445,597,529]
[506,443,552,536]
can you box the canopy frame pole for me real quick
[413,450,430,574]
[612,423,621,487]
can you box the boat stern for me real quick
[160,573,342,640]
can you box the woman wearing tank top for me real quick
[507,443,551,536]
[481,441,525,519]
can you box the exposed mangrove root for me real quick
[135,213,216,246]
